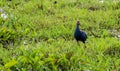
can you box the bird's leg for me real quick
[84,43,86,48]
[77,41,80,46]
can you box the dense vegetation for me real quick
[0,0,120,71]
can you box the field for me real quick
[0,0,120,71]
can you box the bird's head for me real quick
[77,21,80,25]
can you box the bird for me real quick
[74,21,87,47]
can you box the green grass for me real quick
[0,0,120,71]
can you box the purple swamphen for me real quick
[74,21,87,46]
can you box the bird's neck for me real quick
[76,24,80,29]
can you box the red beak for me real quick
[77,21,80,25]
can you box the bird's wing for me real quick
[81,31,87,39]
[84,32,87,38]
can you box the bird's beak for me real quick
[77,21,80,25]
[78,23,80,25]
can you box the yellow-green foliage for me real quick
[0,0,120,71]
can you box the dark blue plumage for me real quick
[74,21,87,43]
